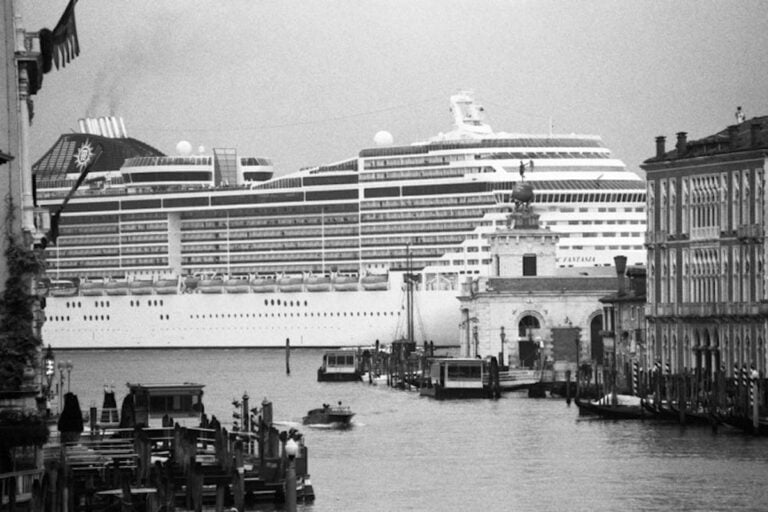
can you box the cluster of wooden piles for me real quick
[36,403,313,512]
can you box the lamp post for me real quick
[42,345,55,397]
[499,326,506,367]
[65,360,73,393]
[285,437,299,512]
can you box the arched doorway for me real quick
[517,315,541,368]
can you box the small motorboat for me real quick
[302,402,355,428]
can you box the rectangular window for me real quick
[523,254,537,276]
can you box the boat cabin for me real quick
[317,349,363,382]
[421,358,497,399]
[126,382,205,427]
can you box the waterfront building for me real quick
[457,199,616,369]
[640,116,768,383]
[598,256,647,393]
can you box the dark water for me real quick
[58,349,768,512]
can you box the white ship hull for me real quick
[42,285,461,350]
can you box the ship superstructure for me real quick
[33,92,646,349]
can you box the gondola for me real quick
[641,399,677,421]
[668,404,720,427]
[574,396,648,420]
[717,413,768,436]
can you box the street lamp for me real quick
[42,345,55,396]
[58,359,73,409]
[499,326,506,367]
[65,360,73,393]
[285,437,299,512]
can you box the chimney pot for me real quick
[727,124,740,150]
[655,136,666,159]
[750,122,762,147]
[675,132,687,155]
[614,255,627,295]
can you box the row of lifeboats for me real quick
[189,274,389,294]
[43,274,390,297]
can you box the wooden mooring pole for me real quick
[285,338,291,375]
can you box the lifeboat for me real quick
[48,279,78,297]
[224,277,250,293]
[305,276,331,292]
[250,277,277,293]
[198,278,224,294]
[361,274,388,291]
[129,280,154,295]
[278,276,303,292]
[154,278,180,295]
[105,280,130,296]
[80,280,105,296]
[332,275,359,291]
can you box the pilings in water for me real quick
[31,397,314,512]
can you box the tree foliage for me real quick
[0,197,45,390]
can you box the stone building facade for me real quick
[458,208,616,369]
[640,116,768,380]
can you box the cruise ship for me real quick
[33,92,646,349]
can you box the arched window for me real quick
[518,315,540,338]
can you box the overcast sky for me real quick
[20,0,768,177]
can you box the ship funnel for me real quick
[103,117,115,138]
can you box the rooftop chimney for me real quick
[655,136,666,159]
[614,255,627,295]
[675,132,687,155]
[751,122,762,147]
[727,124,740,150]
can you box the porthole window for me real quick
[264,299,268,306]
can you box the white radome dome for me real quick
[176,140,192,155]
[374,130,393,146]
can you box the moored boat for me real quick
[574,395,648,420]
[317,349,364,382]
[120,382,206,429]
[420,357,501,399]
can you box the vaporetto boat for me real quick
[33,92,646,349]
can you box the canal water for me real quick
[58,348,768,512]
